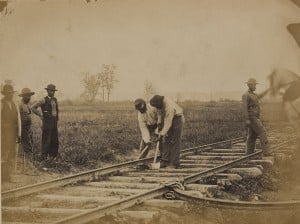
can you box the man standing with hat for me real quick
[134,98,162,158]
[18,88,35,169]
[1,84,21,182]
[242,78,270,156]
[31,84,59,161]
[150,95,184,168]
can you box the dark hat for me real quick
[19,88,35,97]
[134,98,146,110]
[45,84,58,91]
[1,84,16,95]
[245,78,259,85]
[150,95,164,108]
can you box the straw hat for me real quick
[245,78,259,85]
[19,88,35,97]
[45,84,58,91]
[1,84,16,95]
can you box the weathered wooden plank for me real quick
[180,163,217,169]
[212,149,246,153]
[4,223,47,224]
[85,181,159,189]
[2,206,86,215]
[226,167,263,178]
[37,194,186,209]
[108,176,180,183]
[185,155,242,160]
[200,152,245,156]
[179,163,216,168]
[36,194,121,204]
[133,167,207,173]
[118,210,158,221]
[180,159,224,164]
[143,199,187,208]
[53,186,146,197]
[125,172,190,177]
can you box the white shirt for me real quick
[159,97,183,136]
[137,103,161,143]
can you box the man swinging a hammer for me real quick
[134,98,162,159]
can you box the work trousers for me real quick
[42,117,59,159]
[21,124,34,164]
[21,124,33,152]
[246,116,268,154]
[161,116,184,167]
[1,124,18,182]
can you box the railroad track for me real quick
[2,136,298,224]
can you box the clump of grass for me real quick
[31,101,246,171]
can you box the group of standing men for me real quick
[1,77,270,182]
[1,83,60,183]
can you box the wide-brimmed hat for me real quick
[150,95,164,107]
[245,78,259,85]
[134,98,146,110]
[1,84,16,95]
[45,84,58,91]
[19,88,35,97]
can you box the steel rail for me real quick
[173,190,300,210]
[2,137,244,200]
[52,140,284,224]
[180,137,245,156]
[182,151,262,184]
[183,140,289,184]
[52,185,172,224]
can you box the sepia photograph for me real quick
[1,0,300,223]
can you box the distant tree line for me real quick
[81,64,118,103]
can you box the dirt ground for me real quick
[1,149,142,192]
[1,167,63,192]
[2,126,300,203]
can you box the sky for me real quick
[0,0,300,100]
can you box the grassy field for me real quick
[30,100,282,172]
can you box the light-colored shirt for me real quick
[31,96,57,118]
[137,103,161,143]
[1,99,22,137]
[159,97,183,136]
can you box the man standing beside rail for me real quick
[31,84,59,162]
[150,95,184,168]
[1,84,21,182]
[134,98,162,158]
[18,88,35,170]
[242,78,270,156]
